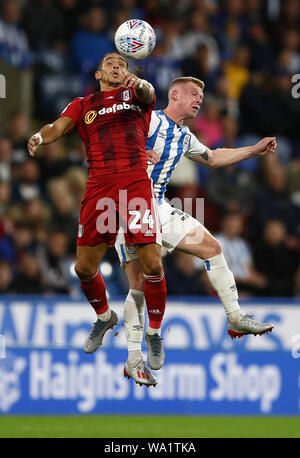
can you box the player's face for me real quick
[96,53,128,88]
[178,83,204,119]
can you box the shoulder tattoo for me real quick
[201,150,209,161]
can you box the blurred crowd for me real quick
[0,0,300,298]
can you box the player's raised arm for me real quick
[122,72,155,105]
[188,137,277,168]
[28,117,74,157]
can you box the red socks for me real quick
[80,272,109,315]
[143,271,167,329]
[80,270,167,329]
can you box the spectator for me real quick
[286,157,300,206]
[0,0,32,68]
[245,0,265,24]
[11,253,45,293]
[192,97,224,149]
[22,0,65,51]
[224,45,250,101]
[0,137,12,182]
[36,229,70,294]
[0,181,10,216]
[0,260,14,293]
[213,72,235,116]
[5,112,30,164]
[251,160,299,239]
[246,19,275,72]
[211,0,248,36]
[239,71,271,136]
[47,178,78,253]
[217,115,260,173]
[205,163,258,215]
[11,159,41,202]
[37,140,70,191]
[63,166,88,211]
[143,0,165,30]
[270,67,300,139]
[218,19,242,60]
[156,15,183,61]
[180,43,219,92]
[116,0,145,19]
[22,197,51,240]
[279,29,300,73]
[10,222,35,266]
[253,219,299,296]
[179,10,220,69]
[165,251,208,296]
[268,0,300,51]
[70,6,114,74]
[56,0,80,42]
[215,212,267,296]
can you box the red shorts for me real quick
[76,169,161,247]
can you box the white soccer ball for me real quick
[114,19,156,60]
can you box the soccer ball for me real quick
[114,19,156,60]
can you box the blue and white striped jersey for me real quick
[146,110,207,200]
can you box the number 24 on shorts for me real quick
[129,209,154,230]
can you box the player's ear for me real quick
[95,71,101,81]
[171,89,179,101]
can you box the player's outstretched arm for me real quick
[28,117,74,157]
[189,137,277,168]
[122,72,155,104]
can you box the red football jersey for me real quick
[59,87,155,178]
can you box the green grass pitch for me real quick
[0,415,299,438]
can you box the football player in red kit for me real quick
[28,52,166,386]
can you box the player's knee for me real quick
[74,261,96,280]
[210,238,222,257]
[143,258,163,276]
[199,237,222,259]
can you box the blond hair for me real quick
[169,76,205,91]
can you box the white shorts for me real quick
[115,198,201,263]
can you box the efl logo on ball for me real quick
[114,19,156,60]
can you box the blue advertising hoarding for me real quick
[0,296,300,415]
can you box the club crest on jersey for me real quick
[85,110,97,124]
[122,89,132,101]
[78,224,84,238]
[183,134,191,150]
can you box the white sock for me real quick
[147,327,161,336]
[97,308,111,321]
[124,289,145,362]
[204,252,241,324]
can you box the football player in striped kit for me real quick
[115,76,276,385]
